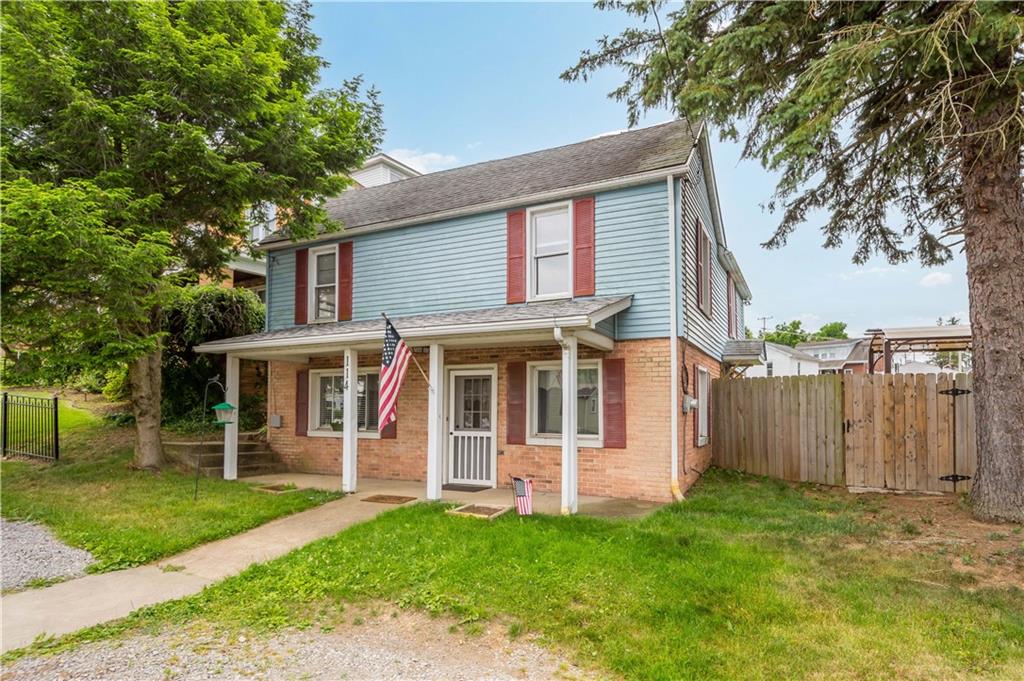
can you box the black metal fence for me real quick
[1,392,59,461]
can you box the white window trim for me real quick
[526,200,574,302]
[525,359,602,448]
[308,244,338,324]
[307,367,381,439]
[697,223,712,320]
[696,365,710,447]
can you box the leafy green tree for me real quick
[162,286,265,429]
[811,322,849,341]
[761,320,809,347]
[565,1,1023,521]
[1,1,382,468]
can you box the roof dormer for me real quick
[349,153,422,188]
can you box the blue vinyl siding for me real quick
[267,249,295,330]
[593,182,669,339]
[266,181,673,339]
[679,149,732,359]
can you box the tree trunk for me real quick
[961,106,1024,523]
[129,345,164,469]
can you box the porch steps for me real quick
[163,432,284,479]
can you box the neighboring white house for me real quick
[746,342,820,378]
[349,154,421,188]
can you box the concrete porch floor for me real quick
[244,473,664,519]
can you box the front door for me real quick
[447,369,497,486]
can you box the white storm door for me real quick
[447,369,497,486]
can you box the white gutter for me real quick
[667,175,684,501]
[195,298,632,354]
[260,164,692,252]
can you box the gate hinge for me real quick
[938,387,971,397]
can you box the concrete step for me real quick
[165,440,266,456]
[183,449,276,468]
[200,462,283,479]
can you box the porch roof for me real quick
[721,339,766,366]
[195,295,632,357]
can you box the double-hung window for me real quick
[528,361,601,445]
[696,366,710,446]
[310,246,337,322]
[528,203,571,300]
[309,369,380,436]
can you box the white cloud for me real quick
[387,148,460,174]
[466,141,482,150]
[837,266,907,281]
[919,271,953,288]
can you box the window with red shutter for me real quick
[337,241,353,321]
[602,358,626,448]
[506,362,527,444]
[295,369,309,436]
[573,197,595,297]
[506,211,526,304]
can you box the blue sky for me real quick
[311,2,969,334]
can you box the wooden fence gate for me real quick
[844,373,976,493]
[712,373,977,493]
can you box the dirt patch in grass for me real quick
[846,491,1024,590]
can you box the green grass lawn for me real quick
[17,470,1023,679]
[1,392,341,572]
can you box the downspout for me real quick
[667,175,685,501]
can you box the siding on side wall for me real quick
[267,249,296,331]
[679,150,731,360]
[593,182,669,339]
[265,182,673,338]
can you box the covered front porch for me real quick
[197,296,634,515]
[244,473,663,518]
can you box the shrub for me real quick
[101,366,131,402]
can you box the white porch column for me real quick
[223,354,240,481]
[559,332,579,514]
[342,348,358,493]
[426,343,445,500]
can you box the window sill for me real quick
[307,430,381,439]
[527,293,571,303]
[526,435,603,448]
[307,317,337,325]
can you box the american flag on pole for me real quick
[511,476,533,516]
[379,318,411,427]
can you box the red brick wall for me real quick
[676,340,722,492]
[265,338,722,503]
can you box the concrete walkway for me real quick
[1,489,388,653]
[2,477,661,653]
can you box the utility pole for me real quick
[757,316,773,334]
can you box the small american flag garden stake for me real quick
[511,476,533,516]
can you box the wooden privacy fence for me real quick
[711,373,976,493]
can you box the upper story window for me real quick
[695,219,712,318]
[727,274,736,338]
[310,246,337,322]
[528,203,571,300]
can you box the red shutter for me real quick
[727,274,735,338]
[337,242,353,321]
[380,420,397,439]
[506,210,526,304]
[506,361,526,444]
[295,368,309,436]
[294,248,308,325]
[573,197,595,297]
[602,358,626,448]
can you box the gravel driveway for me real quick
[2,609,590,680]
[1,518,94,591]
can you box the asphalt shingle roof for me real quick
[263,119,700,243]
[197,295,632,351]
